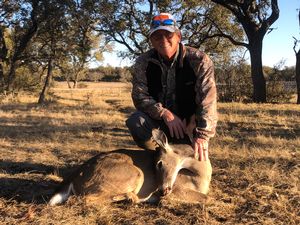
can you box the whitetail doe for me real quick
[49,129,212,206]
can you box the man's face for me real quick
[150,30,181,61]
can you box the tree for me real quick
[211,0,279,103]
[93,0,243,63]
[4,0,42,92]
[0,0,110,98]
[293,9,300,104]
[0,0,54,92]
[37,0,73,104]
[58,2,110,88]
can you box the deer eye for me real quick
[156,160,163,170]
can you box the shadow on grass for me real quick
[0,147,140,205]
[0,117,134,144]
[0,161,57,175]
[105,99,135,115]
[0,177,57,204]
[0,160,71,204]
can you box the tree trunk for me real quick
[248,39,266,103]
[296,49,300,104]
[73,69,80,89]
[0,29,7,90]
[0,63,4,90]
[6,62,17,92]
[38,58,53,104]
[66,77,72,88]
[72,80,77,89]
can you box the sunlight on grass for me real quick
[0,82,299,224]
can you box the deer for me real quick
[49,129,212,206]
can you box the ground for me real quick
[0,82,299,224]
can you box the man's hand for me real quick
[162,109,185,139]
[192,138,209,161]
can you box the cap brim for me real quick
[149,26,176,37]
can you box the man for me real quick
[126,13,218,161]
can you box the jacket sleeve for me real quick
[131,56,166,120]
[193,53,218,140]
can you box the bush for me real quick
[216,61,252,102]
[77,83,88,89]
[85,66,132,82]
[13,66,41,92]
[266,63,295,103]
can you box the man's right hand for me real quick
[162,109,185,139]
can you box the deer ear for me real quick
[151,129,170,151]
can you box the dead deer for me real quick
[49,129,211,206]
[152,128,212,203]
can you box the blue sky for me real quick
[99,0,300,68]
[262,0,299,67]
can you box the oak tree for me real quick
[211,0,280,102]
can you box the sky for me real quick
[262,0,299,67]
[98,0,300,68]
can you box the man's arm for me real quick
[194,53,218,140]
[131,56,165,120]
[191,52,218,161]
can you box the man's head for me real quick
[149,13,181,61]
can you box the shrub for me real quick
[266,62,295,103]
[216,61,252,102]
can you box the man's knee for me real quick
[125,111,158,150]
[125,111,146,131]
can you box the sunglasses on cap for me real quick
[151,19,176,28]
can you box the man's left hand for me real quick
[192,138,209,161]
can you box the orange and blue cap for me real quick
[149,13,179,37]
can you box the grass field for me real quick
[0,82,299,224]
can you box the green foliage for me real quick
[92,0,243,63]
[13,66,41,92]
[216,60,252,102]
[211,0,280,103]
[266,81,295,103]
[80,66,132,82]
[0,0,112,95]
[216,60,296,103]
[265,63,295,103]
[0,0,289,104]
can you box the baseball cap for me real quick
[149,13,179,37]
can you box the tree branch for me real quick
[206,16,248,48]
[261,0,279,35]
[293,36,300,55]
[113,31,136,55]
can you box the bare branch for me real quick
[293,36,299,54]
[261,0,279,34]
[206,16,248,48]
[113,31,137,55]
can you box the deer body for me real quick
[49,130,212,206]
[49,150,160,205]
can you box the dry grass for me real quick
[0,81,299,225]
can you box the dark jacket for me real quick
[131,43,218,140]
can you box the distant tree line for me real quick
[0,0,299,104]
[54,66,132,84]
[52,63,295,103]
